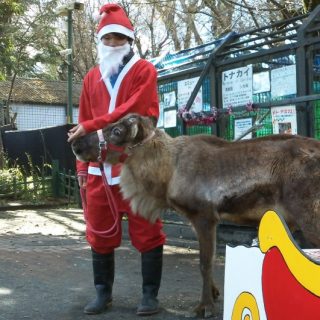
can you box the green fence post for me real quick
[23,175,27,193]
[62,168,66,198]
[75,180,81,208]
[67,169,71,204]
[41,166,45,197]
[52,160,60,197]
[13,176,17,199]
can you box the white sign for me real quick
[222,65,253,108]
[177,77,203,112]
[157,102,164,128]
[234,118,253,140]
[271,65,296,98]
[271,106,297,134]
[163,91,176,109]
[253,71,270,94]
[164,109,177,128]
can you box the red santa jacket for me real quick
[76,54,159,184]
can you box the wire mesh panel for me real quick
[10,103,66,130]
[313,99,320,139]
[222,110,272,141]
[158,76,213,137]
[312,51,320,139]
[186,125,212,135]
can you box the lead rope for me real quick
[80,130,119,238]
[81,128,156,237]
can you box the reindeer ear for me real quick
[127,114,139,124]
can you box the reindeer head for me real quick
[71,113,157,163]
[71,131,101,162]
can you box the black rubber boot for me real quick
[84,249,114,315]
[136,245,163,316]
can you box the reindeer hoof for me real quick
[186,303,215,318]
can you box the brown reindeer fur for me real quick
[71,113,320,318]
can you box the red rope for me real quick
[79,129,126,238]
[80,165,120,238]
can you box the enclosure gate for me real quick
[52,160,81,206]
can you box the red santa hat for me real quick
[96,4,135,41]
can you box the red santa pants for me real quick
[83,174,166,254]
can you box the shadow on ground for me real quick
[0,208,225,320]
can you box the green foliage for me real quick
[0,153,23,189]
[303,0,320,12]
[0,0,24,16]
[0,167,24,192]
[0,0,23,79]
[0,153,53,203]
[0,0,61,80]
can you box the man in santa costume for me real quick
[68,3,166,316]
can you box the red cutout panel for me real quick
[262,247,320,320]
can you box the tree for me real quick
[0,0,24,80]
[1,0,61,81]
[303,0,320,12]
[1,0,315,83]
[0,0,62,127]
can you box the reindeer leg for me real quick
[189,215,219,318]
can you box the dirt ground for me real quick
[0,207,225,320]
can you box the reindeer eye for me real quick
[112,127,121,137]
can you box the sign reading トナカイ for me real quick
[222,65,253,108]
[177,77,203,112]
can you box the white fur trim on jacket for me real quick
[88,166,120,185]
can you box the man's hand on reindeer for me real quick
[67,124,86,142]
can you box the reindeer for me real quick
[71,113,320,318]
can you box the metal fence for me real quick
[0,159,80,206]
[0,173,51,200]
[51,160,81,206]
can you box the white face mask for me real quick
[98,42,131,80]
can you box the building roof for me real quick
[0,78,83,106]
